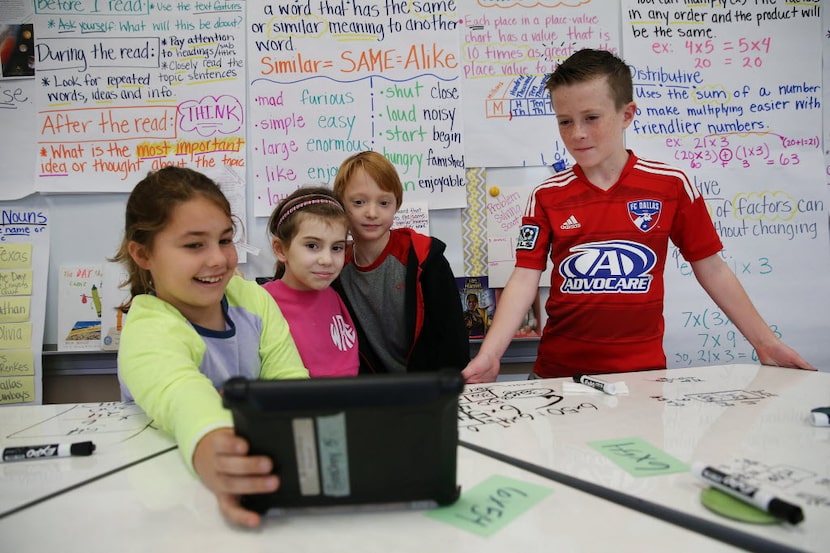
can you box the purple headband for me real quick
[277,196,344,229]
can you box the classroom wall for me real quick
[1,1,829,379]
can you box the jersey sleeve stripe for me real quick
[525,170,578,216]
[634,159,700,203]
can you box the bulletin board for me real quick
[0,1,827,375]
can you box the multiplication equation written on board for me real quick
[726,457,830,509]
[458,384,598,432]
[649,388,777,408]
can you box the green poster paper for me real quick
[425,474,552,537]
[588,437,689,476]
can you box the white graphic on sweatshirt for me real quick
[330,315,356,351]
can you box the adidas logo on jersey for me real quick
[560,215,581,229]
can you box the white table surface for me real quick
[1,443,745,553]
[459,364,830,553]
[0,401,175,517]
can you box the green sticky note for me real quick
[425,475,552,537]
[588,437,688,477]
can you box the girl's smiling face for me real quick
[129,195,237,329]
[274,214,347,291]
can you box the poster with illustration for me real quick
[58,264,103,351]
[100,261,129,351]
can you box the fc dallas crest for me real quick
[628,200,662,232]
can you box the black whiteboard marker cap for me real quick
[70,441,96,456]
[768,497,804,524]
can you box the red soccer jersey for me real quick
[515,152,723,378]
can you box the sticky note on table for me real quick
[588,437,688,477]
[425,475,552,537]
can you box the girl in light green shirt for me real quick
[114,167,307,528]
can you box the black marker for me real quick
[1,441,96,462]
[810,406,830,427]
[573,373,620,395]
[692,462,804,524]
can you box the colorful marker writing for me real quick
[572,373,620,395]
[1,441,96,462]
[692,462,804,524]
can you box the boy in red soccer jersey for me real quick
[463,49,815,383]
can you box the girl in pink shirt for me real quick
[262,186,359,377]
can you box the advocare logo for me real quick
[559,240,656,294]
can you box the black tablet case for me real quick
[222,370,464,514]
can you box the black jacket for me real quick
[333,228,470,374]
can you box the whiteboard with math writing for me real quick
[0,2,827,372]
[459,364,830,553]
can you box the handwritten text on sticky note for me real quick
[588,437,688,477]
[0,269,33,296]
[0,244,32,269]
[0,375,35,405]
[0,296,31,323]
[426,475,552,537]
[0,349,35,376]
[0,322,32,349]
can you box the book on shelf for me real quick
[456,276,496,339]
[57,264,103,351]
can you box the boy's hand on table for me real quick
[756,341,817,371]
[462,352,501,383]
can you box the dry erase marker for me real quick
[691,462,804,524]
[1,441,96,462]
[810,407,830,427]
[573,373,619,395]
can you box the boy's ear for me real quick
[272,238,288,263]
[127,241,152,270]
[622,101,637,128]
